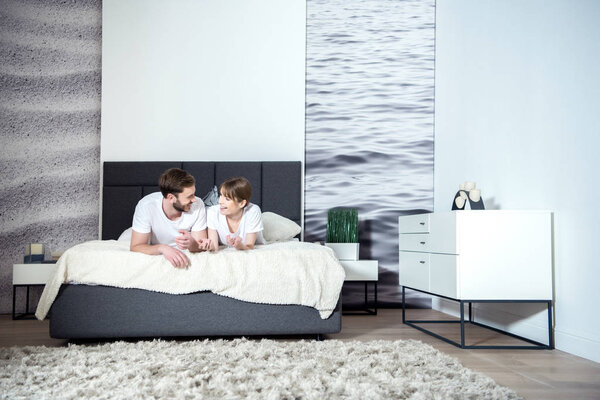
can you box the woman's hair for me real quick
[158,168,195,198]
[219,177,252,206]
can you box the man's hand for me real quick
[197,238,213,251]
[175,230,192,250]
[159,245,188,269]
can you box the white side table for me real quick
[13,263,56,319]
[341,260,378,315]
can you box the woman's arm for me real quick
[190,229,209,252]
[207,228,220,251]
[231,232,257,250]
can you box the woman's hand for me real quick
[197,237,213,251]
[226,235,243,249]
[233,238,245,250]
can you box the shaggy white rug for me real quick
[0,338,520,399]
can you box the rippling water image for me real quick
[305,0,435,302]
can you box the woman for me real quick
[205,177,265,251]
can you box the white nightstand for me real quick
[399,211,553,349]
[13,263,56,319]
[340,260,378,315]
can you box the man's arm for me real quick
[130,230,188,268]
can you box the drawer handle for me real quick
[419,222,425,225]
[419,241,426,245]
[419,261,426,264]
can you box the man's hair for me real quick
[219,177,252,206]
[158,168,195,198]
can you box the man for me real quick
[130,168,211,268]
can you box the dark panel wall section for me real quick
[0,0,102,313]
[262,162,302,223]
[215,163,263,208]
[182,162,216,195]
[103,162,181,186]
[102,162,301,241]
[102,186,143,241]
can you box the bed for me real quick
[42,161,343,339]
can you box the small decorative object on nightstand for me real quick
[13,262,56,319]
[324,208,378,314]
[24,243,45,263]
[325,208,359,260]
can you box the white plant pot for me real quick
[325,243,359,261]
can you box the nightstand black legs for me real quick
[343,281,378,315]
[12,284,41,320]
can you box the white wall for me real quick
[101,0,305,162]
[435,0,600,362]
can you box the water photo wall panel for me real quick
[305,0,435,304]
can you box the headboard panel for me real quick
[102,161,302,240]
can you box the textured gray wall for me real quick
[0,0,102,314]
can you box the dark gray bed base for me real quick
[50,286,341,339]
[49,161,342,339]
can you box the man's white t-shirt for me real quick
[132,192,207,247]
[207,203,265,245]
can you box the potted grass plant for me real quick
[325,208,359,261]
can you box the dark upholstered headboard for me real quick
[102,161,302,240]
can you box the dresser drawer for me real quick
[429,254,458,298]
[398,214,430,233]
[398,232,458,255]
[399,251,430,292]
[399,233,431,252]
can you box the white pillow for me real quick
[118,227,133,241]
[262,212,302,243]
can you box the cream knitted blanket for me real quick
[35,240,345,320]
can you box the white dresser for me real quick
[399,211,552,300]
[398,210,553,349]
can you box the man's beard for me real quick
[173,200,189,212]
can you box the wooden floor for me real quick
[1,309,599,400]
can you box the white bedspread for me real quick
[35,240,345,320]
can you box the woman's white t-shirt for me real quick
[207,203,265,246]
